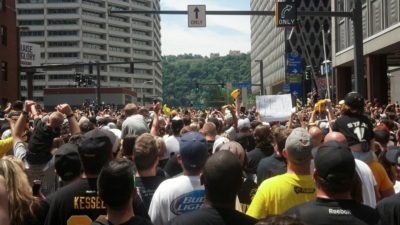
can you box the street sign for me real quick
[188,5,206,27]
[287,51,303,74]
[275,2,297,27]
[234,82,252,88]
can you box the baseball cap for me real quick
[344,92,365,109]
[315,141,355,182]
[285,128,312,164]
[55,143,81,181]
[78,128,113,166]
[385,146,400,165]
[179,132,208,169]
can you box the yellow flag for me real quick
[163,104,171,116]
[230,89,241,99]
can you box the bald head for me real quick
[308,126,324,148]
[324,132,347,145]
[49,112,64,129]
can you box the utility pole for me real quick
[96,61,101,107]
[353,0,365,96]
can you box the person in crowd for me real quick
[284,141,380,225]
[45,128,113,225]
[256,128,290,185]
[247,128,315,218]
[164,117,184,157]
[376,146,400,224]
[168,151,258,225]
[247,125,274,174]
[308,126,324,149]
[121,103,149,138]
[333,92,395,200]
[13,100,80,196]
[323,132,378,207]
[54,142,81,188]
[91,159,153,225]
[235,118,256,152]
[256,215,306,225]
[0,157,49,225]
[134,133,165,211]
[148,131,209,225]
[0,175,9,225]
[202,122,218,153]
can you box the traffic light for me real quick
[130,62,134,73]
[195,82,199,92]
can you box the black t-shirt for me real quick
[91,216,153,225]
[167,206,258,225]
[284,198,380,225]
[246,145,274,174]
[256,153,287,185]
[27,118,60,164]
[45,178,107,225]
[333,114,374,147]
[376,193,400,225]
[135,176,165,211]
[14,200,49,225]
[163,155,182,178]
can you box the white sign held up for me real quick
[256,94,293,122]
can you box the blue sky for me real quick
[160,0,251,56]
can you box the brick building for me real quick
[0,0,18,104]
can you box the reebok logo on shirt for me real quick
[329,208,351,215]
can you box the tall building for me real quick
[0,0,19,104]
[16,0,162,106]
[250,0,331,97]
[332,0,400,104]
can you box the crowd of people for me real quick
[0,91,400,225]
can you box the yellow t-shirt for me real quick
[246,173,316,218]
[368,160,394,193]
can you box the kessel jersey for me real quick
[45,178,106,225]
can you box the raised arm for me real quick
[56,103,81,135]
[150,102,160,136]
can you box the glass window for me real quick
[1,61,7,81]
[0,26,6,46]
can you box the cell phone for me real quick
[32,179,41,197]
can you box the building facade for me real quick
[332,0,400,104]
[0,0,18,104]
[250,0,331,97]
[16,0,162,106]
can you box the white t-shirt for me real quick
[148,175,205,225]
[354,159,377,207]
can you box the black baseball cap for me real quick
[55,143,81,181]
[344,92,365,109]
[315,141,355,182]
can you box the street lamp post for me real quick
[141,80,153,106]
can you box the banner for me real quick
[20,42,40,66]
[256,94,293,122]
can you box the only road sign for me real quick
[275,2,297,27]
[188,5,206,27]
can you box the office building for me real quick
[0,0,18,104]
[16,0,162,106]
[332,0,400,104]
[250,0,331,96]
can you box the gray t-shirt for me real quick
[14,141,58,196]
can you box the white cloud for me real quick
[160,0,251,56]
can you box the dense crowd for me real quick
[0,91,400,225]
